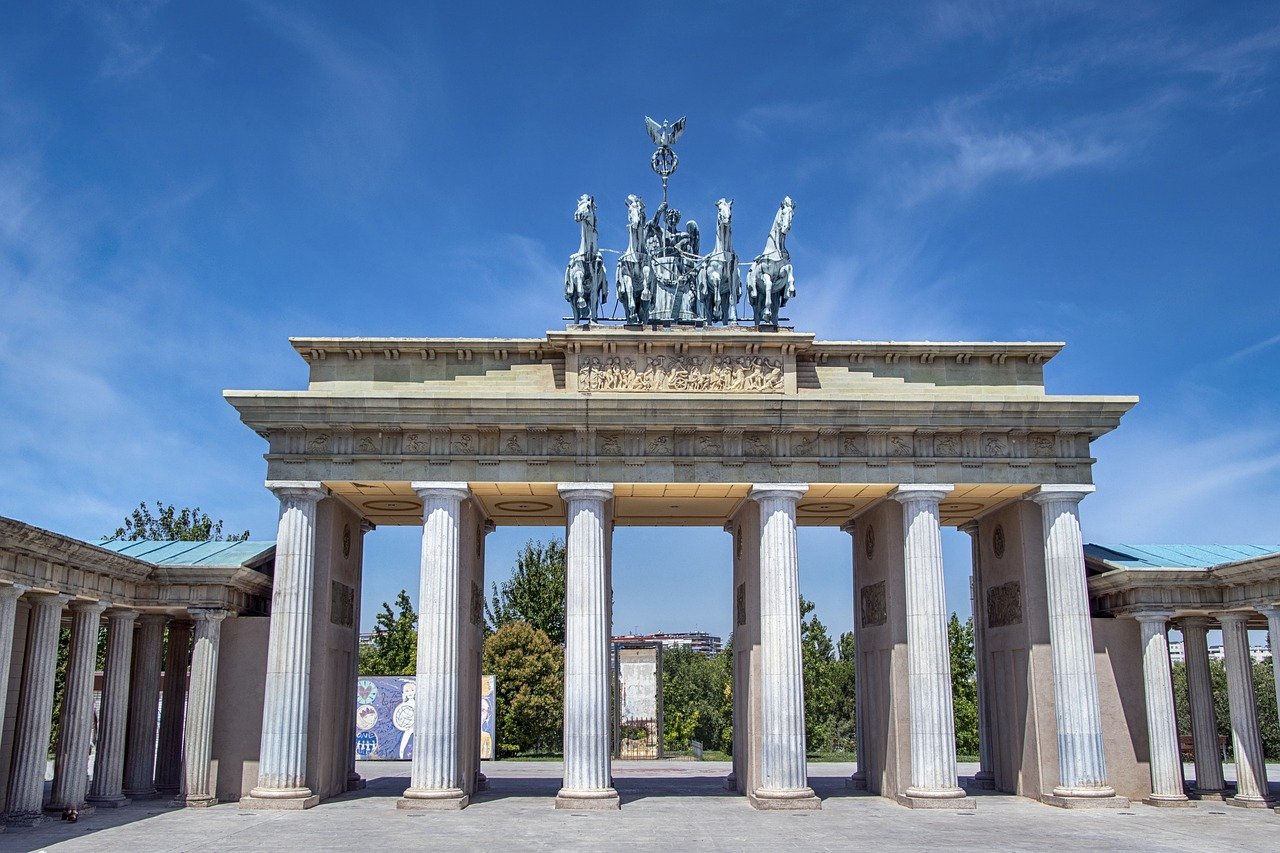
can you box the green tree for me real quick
[486,539,566,644]
[483,621,564,755]
[661,645,731,752]
[359,590,417,675]
[111,501,249,541]
[822,631,858,754]
[1173,657,1280,761]
[949,613,979,756]
[799,595,837,752]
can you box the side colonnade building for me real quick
[0,519,274,827]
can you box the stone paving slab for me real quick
[4,761,1277,852]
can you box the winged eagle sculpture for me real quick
[645,116,686,148]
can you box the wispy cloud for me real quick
[1222,332,1280,364]
[77,0,169,79]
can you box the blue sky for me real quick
[2,2,1278,643]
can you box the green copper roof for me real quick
[1085,543,1280,571]
[96,539,275,569]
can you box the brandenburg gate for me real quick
[224,325,1139,811]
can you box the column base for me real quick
[474,772,489,793]
[973,770,996,790]
[1144,795,1194,807]
[43,803,97,818]
[724,773,737,792]
[240,790,320,810]
[555,788,620,810]
[346,775,367,792]
[3,811,51,827]
[1189,788,1227,801]
[1040,793,1130,809]
[748,788,822,810]
[1227,795,1279,809]
[86,795,131,809]
[847,770,868,790]
[897,788,974,810]
[178,796,219,808]
[397,789,468,810]
[123,787,159,801]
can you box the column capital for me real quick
[189,607,233,624]
[1211,610,1252,627]
[27,591,73,608]
[0,582,30,600]
[1130,608,1175,624]
[483,519,497,535]
[1177,614,1211,630]
[411,481,471,501]
[749,483,808,503]
[105,608,140,624]
[1255,605,1280,620]
[136,612,170,627]
[558,482,614,502]
[69,599,110,615]
[1029,484,1096,505]
[890,483,954,505]
[266,480,326,502]
[360,519,377,535]
[840,518,856,535]
[958,521,979,537]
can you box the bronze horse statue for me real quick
[564,194,609,324]
[746,197,795,326]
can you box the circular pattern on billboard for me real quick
[356,703,378,731]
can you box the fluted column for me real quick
[1030,485,1118,803]
[556,483,619,810]
[1133,611,1191,805]
[243,480,325,809]
[49,600,109,813]
[122,614,168,798]
[843,520,867,790]
[1260,606,1280,735]
[961,522,995,789]
[749,484,820,809]
[1215,611,1274,807]
[3,592,71,825]
[399,483,470,810]
[892,485,967,806]
[181,609,230,807]
[348,519,375,793]
[88,609,139,807]
[1178,617,1225,797]
[0,584,30,763]
[155,620,192,795]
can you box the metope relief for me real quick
[578,354,784,393]
[986,581,1023,628]
[860,581,887,628]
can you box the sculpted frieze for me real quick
[578,354,784,393]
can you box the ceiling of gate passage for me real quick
[325,482,1034,528]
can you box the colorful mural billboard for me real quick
[354,675,498,761]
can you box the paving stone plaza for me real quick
[7,760,1280,852]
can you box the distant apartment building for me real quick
[612,631,723,656]
[1202,644,1271,663]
